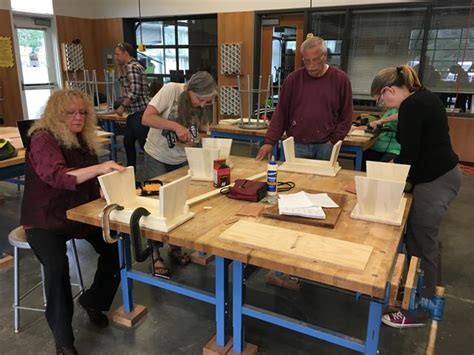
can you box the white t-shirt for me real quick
[144,83,187,165]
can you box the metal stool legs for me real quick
[12,239,84,333]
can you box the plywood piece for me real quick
[185,147,220,181]
[262,190,347,229]
[202,137,233,161]
[389,253,406,306]
[98,167,194,232]
[219,220,373,271]
[280,137,342,177]
[351,176,406,226]
[111,304,147,328]
[203,335,233,355]
[236,203,265,217]
[366,161,410,182]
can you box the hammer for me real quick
[426,286,445,355]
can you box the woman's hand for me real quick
[99,161,126,175]
[174,124,192,143]
[369,120,382,129]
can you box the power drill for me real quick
[162,124,199,148]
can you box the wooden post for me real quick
[426,286,445,355]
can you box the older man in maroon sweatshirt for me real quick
[256,36,353,161]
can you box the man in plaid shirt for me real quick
[115,42,150,169]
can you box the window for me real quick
[134,16,217,83]
[11,0,53,14]
[423,7,474,94]
[310,12,345,68]
[347,8,426,99]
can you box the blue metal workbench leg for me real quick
[215,256,229,347]
[354,147,363,171]
[118,236,134,313]
[232,261,244,353]
[364,300,383,355]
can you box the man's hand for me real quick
[369,119,382,129]
[256,144,273,161]
[115,105,125,116]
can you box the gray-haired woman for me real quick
[141,71,217,278]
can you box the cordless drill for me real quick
[162,124,199,148]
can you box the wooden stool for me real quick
[8,226,84,333]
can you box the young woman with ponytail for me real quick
[371,65,461,328]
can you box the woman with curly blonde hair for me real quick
[21,89,125,355]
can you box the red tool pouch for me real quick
[222,179,267,202]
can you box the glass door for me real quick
[14,17,58,119]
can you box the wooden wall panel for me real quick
[92,18,123,81]
[448,116,474,163]
[56,16,123,83]
[56,16,97,70]
[218,12,255,119]
[0,9,25,125]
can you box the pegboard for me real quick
[61,43,84,71]
[219,86,241,116]
[220,43,241,75]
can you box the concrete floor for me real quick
[0,142,473,355]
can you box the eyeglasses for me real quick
[376,87,390,107]
[302,54,326,66]
[66,110,87,117]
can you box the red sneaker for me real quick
[381,311,426,329]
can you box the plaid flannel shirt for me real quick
[119,59,149,114]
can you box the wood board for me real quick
[218,220,373,272]
[262,190,348,229]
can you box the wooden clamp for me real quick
[402,256,420,310]
[388,253,406,306]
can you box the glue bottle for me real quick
[266,156,278,196]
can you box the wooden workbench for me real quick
[67,156,408,298]
[209,123,378,171]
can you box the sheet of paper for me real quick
[278,205,326,219]
[306,193,339,208]
[278,191,314,208]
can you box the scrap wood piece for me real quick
[236,203,265,217]
[219,220,373,271]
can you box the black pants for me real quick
[124,110,149,169]
[26,227,120,347]
[361,149,398,172]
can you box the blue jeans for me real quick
[143,152,187,251]
[143,152,187,181]
[294,142,333,161]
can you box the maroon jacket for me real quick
[21,130,100,236]
[265,66,353,145]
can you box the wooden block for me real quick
[389,253,406,306]
[0,254,13,270]
[190,251,215,265]
[111,304,147,327]
[185,147,220,181]
[266,271,301,291]
[226,342,258,355]
[262,190,347,229]
[202,138,233,161]
[203,335,233,355]
[236,203,265,217]
[402,256,420,310]
[219,220,373,272]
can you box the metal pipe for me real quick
[256,75,262,126]
[93,70,100,109]
[237,75,243,124]
[247,74,251,122]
